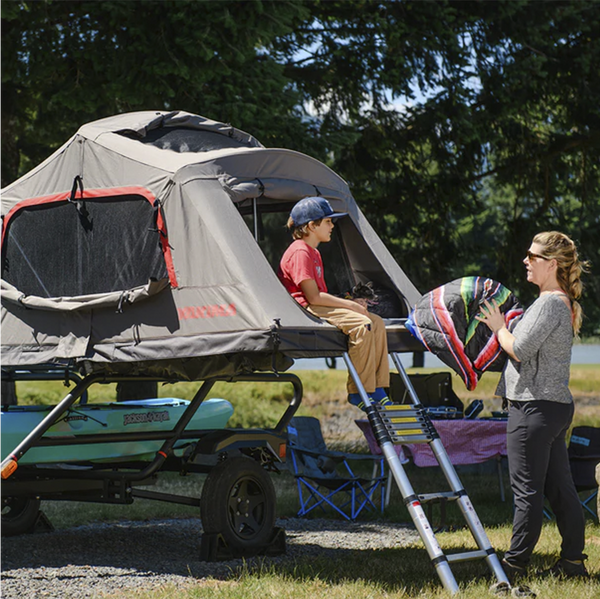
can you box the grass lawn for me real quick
[5,367,600,598]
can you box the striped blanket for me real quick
[406,277,523,390]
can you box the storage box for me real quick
[389,372,464,414]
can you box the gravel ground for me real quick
[1,517,420,599]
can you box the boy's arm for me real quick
[300,279,369,316]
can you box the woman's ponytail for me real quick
[533,231,590,335]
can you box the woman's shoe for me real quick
[501,559,527,585]
[538,556,589,579]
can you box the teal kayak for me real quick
[1,398,233,465]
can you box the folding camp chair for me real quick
[287,416,387,520]
[569,426,600,520]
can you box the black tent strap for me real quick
[270,319,282,374]
[255,178,265,196]
[148,199,166,237]
[67,176,84,215]
[68,175,84,203]
[116,290,131,314]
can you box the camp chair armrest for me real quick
[290,445,382,463]
[336,452,385,462]
[289,445,346,463]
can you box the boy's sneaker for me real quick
[538,556,589,579]
[347,393,366,412]
[377,396,393,407]
[370,387,393,407]
[489,582,537,598]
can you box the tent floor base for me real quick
[200,527,286,561]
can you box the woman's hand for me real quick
[476,299,520,361]
[475,299,506,333]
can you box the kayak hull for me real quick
[1,398,233,464]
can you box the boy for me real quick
[278,196,391,410]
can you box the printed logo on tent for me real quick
[177,303,237,320]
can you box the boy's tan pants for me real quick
[307,305,390,395]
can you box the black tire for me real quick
[2,496,40,536]
[200,456,276,552]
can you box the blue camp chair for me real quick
[287,416,387,520]
[569,426,600,520]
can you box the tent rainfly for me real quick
[1,110,422,380]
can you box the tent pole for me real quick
[253,197,259,241]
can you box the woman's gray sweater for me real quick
[497,293,573,403]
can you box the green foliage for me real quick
[16,369,600,599]
[276,1,600,333]
[2,0,599,332]
[0,0,316,183]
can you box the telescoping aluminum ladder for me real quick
[342,351,510,594]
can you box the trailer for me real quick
[1,111,509,591]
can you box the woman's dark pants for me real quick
[504,400,585,566]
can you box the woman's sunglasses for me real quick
[526,251,550,261]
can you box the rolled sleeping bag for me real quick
[406,276,523,390]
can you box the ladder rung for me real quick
[418,492,460,503]
[446,549,490,563]
[390,433,432,443]
[376,404,437,444]
[387,422,428,431]
[379,404,416,411]
[384,416,425,424]
[381,409,423,418]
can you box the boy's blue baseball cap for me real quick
[289,197,348,227]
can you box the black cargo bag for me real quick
[389,372,464,415]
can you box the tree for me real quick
[277,0,600,333]
[3,0,599,334]
[1,0,320,184]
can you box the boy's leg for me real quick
[368,312,390,390]
[307,305,377,394]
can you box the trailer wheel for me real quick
[200,456,276,552]
[2,497,41,536]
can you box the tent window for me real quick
[119,127,252,153]
[239,205,355,297]
[238,201,409,317]
[2,194,168,298]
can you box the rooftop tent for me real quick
[1,110,422,380]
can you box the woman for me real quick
[477,231,590,581]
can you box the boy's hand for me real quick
[350,299,369,316]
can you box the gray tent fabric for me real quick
[1,279,169,312]
[1,110,421,379]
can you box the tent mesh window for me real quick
[119,127,252,153]
[2,194,168,298]
[240,208,355,297]
[238,201,409,318]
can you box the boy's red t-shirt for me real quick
[278,239,327,307]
